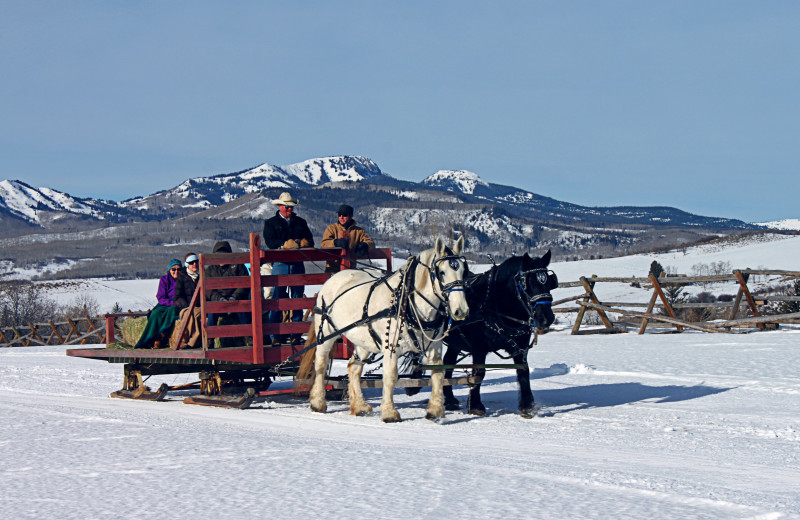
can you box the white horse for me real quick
[306,236,468,422]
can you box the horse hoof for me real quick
[310,404,326,414]
[520,406,539,419]
[354,409,371,417]
[404,387,422,396]
[468,408,487,417]
[444,400,461,411]
[425,412,444,421]
[382,415,402,423]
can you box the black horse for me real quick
[405,252,557,418]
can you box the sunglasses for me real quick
[170,267,180,272]
[187,260,198,265]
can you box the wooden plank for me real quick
[203,276,252,291]
[710,311,800,328]
[171,283,202,350]
[638,281,661,334]
[261,273,331,288]
[202,252,251,266]
[734,270,764,331]
[571,297,589,335]
[85,315,104,343]
[48,320,65,344]
[583,302,724,334]
[649,273,683,332]
[579,276,614,330]
[552,293,590,307]
[261,297,316,312]
[28,323,44,344]
[204,300,253,314]
[739,269,800,276]
[65,318,80,343]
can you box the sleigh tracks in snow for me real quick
[67,232,482,409]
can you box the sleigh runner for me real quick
[67,233,483,409]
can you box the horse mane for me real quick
[413,247,434,295]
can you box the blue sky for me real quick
[1,1,798,222]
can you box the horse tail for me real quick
[294,322,318,395]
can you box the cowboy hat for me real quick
[271,192,298,206]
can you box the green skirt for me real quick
[134,304,180,348]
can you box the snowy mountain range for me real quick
[0,155,764,231]
[120,156,383,212]
[1,155,791,279]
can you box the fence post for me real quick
[638,276,661,334]
[733,270,764,331]
[649,274,683,332]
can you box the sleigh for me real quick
[67,233,481,409]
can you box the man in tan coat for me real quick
[321,204,375,273]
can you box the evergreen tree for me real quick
[649,260,665,279]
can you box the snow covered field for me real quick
[2,332,799,519]
[2,233,799,518]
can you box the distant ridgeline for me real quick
[0,155,769,280]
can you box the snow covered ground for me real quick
[2,332,799,519]
[2,233,799,518]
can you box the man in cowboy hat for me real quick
[320,204,375,273]
[263,192,314,344]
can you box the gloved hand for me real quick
[282,239,300,250]
[299,238,312,248]
[333,238,349,249]
[354,242,369,257]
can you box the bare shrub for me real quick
[0,281,60,327]
[61,292,100,319]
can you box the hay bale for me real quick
[119,316,148,345]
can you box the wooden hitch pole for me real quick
[733,270,764,331]
[639,272,663,334]
[649,274,683,333]
[571,276,614,335]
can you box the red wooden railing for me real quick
[173,232,392,364]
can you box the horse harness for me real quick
[455,263,556,356]
[313,252,467,360]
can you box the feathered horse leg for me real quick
[347,355,372,416]
[308,331,334,414]
[425,343,445,420]
[380,345,401,422]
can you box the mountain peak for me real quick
[422,169,490,195]
[282,155,382,184]
[0,179,100,224]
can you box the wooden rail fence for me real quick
[4,267,798,346]
[0,314,112,348]
[558,269,800,335]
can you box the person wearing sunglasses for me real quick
[169,253,202,349]
[134,258,183,349]
[173,253,199,309]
